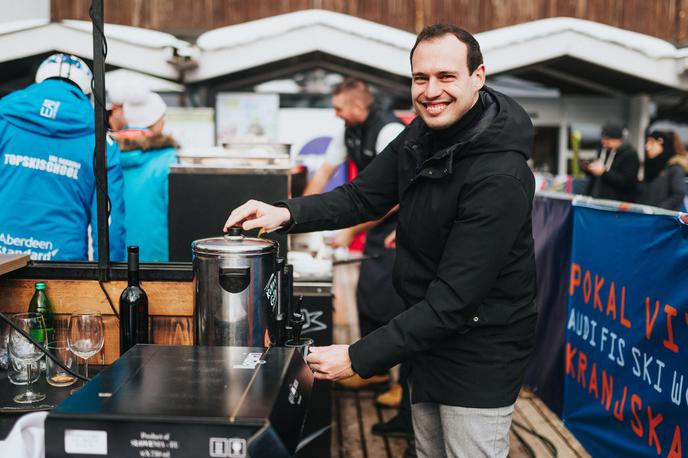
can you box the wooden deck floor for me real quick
[330,385,590,458]
[330,264,590,458]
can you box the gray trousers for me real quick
[412,403,514,458]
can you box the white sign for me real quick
[64,429,108,455]
[216,93,279,145]
[164,107,215,149]
[278,108,347,190]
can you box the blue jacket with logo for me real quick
[0,80,126,261]
[115,128,177,262]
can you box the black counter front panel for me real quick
[45,345,313,458]
[168,172,288,262]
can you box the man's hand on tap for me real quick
[306,345,354,381]
[223,200,291,232]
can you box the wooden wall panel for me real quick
[0,279,192,316]
[49,0,688,43]
[0,278,194,364]
[150,316,193,346]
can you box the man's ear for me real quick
[472,64,486,89]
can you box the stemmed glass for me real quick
[9,313,47,404]
[67,310,104,381]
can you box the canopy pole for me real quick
[91,0,110,281]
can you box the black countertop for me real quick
[0,367,90,440]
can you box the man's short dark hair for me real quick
[601,123,624,140]
[410,24,483,74]
[333,78,373,108]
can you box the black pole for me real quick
[91,0,110,281]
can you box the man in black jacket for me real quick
[225,24,537,458]
[584,123,640,202]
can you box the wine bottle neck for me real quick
[127,248,140,286]
[128,270,139,286]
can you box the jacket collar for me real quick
[402,89,499,175]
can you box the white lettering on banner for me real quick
[568,307,680,401]
[3,153,80,180]
[568,307,626,370]
[0,233,59,260]
[669,370,688,406]
[39,99,60,119]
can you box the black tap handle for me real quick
[274,313,286,346]
[292,312,304,344]
[284,324,294,343]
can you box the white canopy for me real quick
[2,11,688,95]
[190,9,416,83]
[0,19,191,80]
[191,11,688,93]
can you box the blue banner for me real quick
[563,204,688,458]
[524,194,573,416]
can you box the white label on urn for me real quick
[64,429,108,455]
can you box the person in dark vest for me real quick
[584,123,640,202]
[304,78,413,440]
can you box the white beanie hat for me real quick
[106,78,129,109]
[123,88,167,128]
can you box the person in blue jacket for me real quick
[0,54,126,261]
[113,89,177,261]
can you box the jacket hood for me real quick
[0,80,94,138]
[114,129,178,171]
[407,86,533,161]
[113,129,178,152]
[466,86,533,159]
[668,154,688,172]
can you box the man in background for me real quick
[584,123,639,202]
[0,54,125,261]
[305,79,413,438]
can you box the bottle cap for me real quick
[35,282,46,290]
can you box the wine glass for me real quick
[67,310,104,381]
[9,312,47,403]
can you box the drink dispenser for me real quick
[193,228,286,346]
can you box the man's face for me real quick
[601,136,622,150]
[108,105,126,132]
[332,93,367,127]
[411,34,485,130]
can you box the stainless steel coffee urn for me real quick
[193,228,281,346]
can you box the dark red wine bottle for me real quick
[119,246,149,355]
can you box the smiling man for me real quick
[224,24,537,458]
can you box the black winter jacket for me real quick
[637,156,688,211]
[586,143,640,202]
[283,87,537,407]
